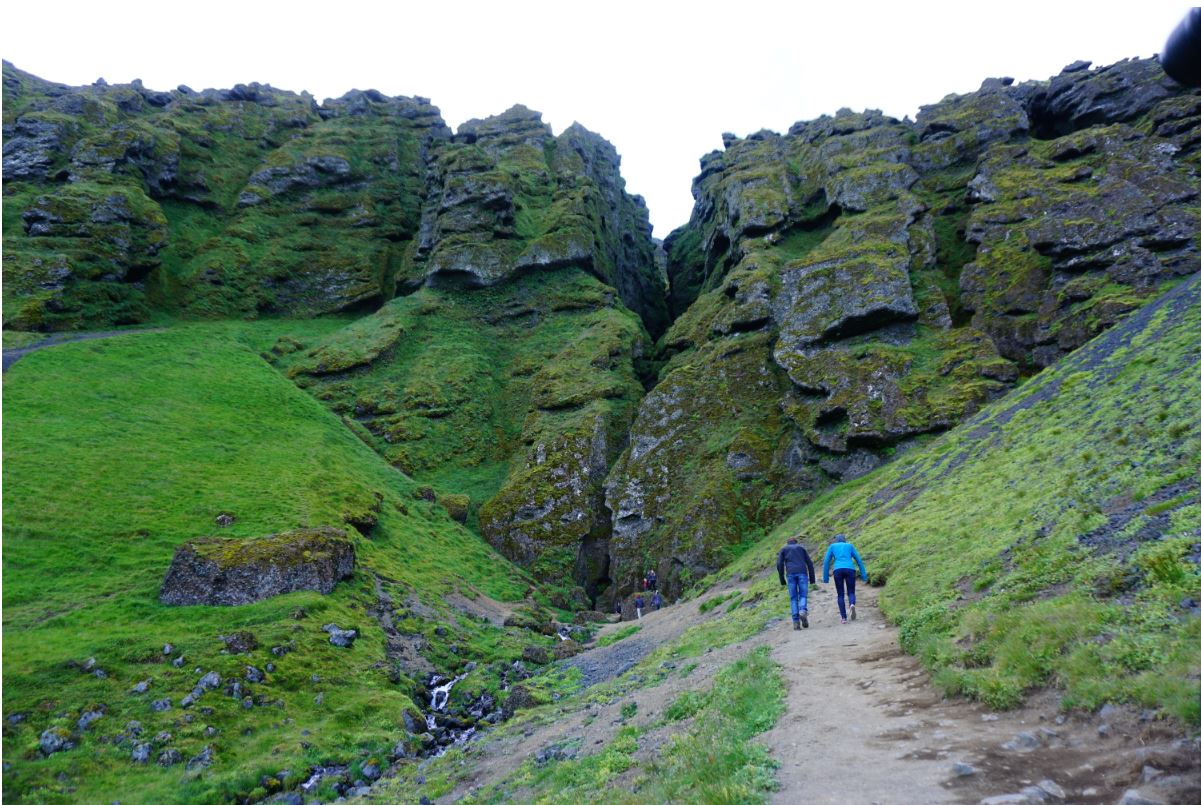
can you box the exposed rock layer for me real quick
[606,58,1201,598]
[159,527,355,606]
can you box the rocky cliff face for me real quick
[605,58,1201,598]
[5,58,1197,608]
[274,106,664,606]
[3,66,667,334]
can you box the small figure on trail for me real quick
[614,598,623,616]
[642,574,649,591]
[651,591,663,611]
[822,533,868,624]
[634,594,645,619]
[777,537,816,630]
[647,569,657,591]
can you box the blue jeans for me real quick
[787,573,809,620]
[833,568,857,619]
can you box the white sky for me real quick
[3,1,1191,235]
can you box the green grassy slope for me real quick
[2,322,536,803]
[725,275,1201,722]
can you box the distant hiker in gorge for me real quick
[634,594,645,619]
[822,533,869,624]
[647,569,657,591]
[777,537,816,630]
[651,590,663,611]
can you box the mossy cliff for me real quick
[3,67,667,335]
[607,58,1201,598]
[8,58,1195,607]
[279,269,648,606]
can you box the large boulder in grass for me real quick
[159,527,355,606]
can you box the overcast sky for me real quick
[3,2,1191,234]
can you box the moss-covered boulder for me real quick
[439,493,471,523]
[159,526,355,606]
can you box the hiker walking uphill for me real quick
[777,537,816,630]
[823,533,868,624]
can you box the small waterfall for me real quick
[428,673,465,712]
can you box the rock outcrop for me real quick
[406,105,667,336]
[8,57,1197,611]
[3,66,667,334]
[279,104,662,604]
[159,526,355,606]
[606,57,1201,598]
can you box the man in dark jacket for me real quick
[777,537,816,630]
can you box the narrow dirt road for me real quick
[765,584,1196,804]
[433,578,1198,804]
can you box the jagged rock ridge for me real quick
[605,57,1201,599]
[2,65,666,335]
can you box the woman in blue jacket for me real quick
[822,534,868,624]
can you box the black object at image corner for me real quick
[1162,8,1201,86]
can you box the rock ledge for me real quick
[159,526,354,606]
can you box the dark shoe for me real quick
[792,620,801,631]
[800,613,809,629]
[850,604,856,621]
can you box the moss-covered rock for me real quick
[961,123,1201,366]
[618,57,1199,596]
[411,106,668,337]
[439,493,471,523]
[282,268,648,600]
[158,526,355,606]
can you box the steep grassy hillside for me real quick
[725,274,1201,722]
[1,322,554,803]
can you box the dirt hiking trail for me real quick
[433,577,1199,804]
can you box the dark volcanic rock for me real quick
[961,124,1200,366]
[3,115,69,179]
[411,105,668,336]
[1029,58,1179,139]
[159,527,355,606]
[39,728,74,755]
[321,623,358,648]
[221,630,259,654]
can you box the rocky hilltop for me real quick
[4,58,1198,607]
[2,63,666,333]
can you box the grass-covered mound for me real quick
[726,274,1201,723]
[2,321,540,803]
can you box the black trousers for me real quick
[833,568,857,619]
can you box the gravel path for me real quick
[431,579,1199,804]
